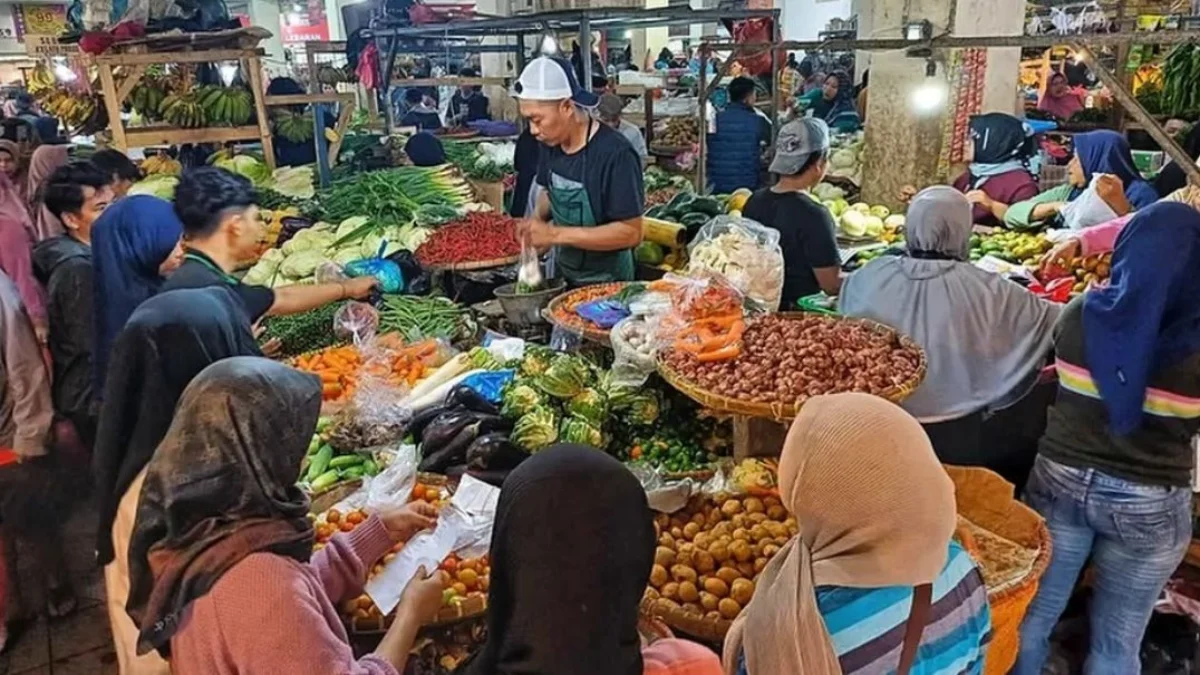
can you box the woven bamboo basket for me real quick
[421,253,520,272]
[542,282,633,343]
[657,315,927,420]
[946,465,1052,675]
[639,597,731,643]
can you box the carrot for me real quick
[696,344,741,362]
[318,370,340,384]
[322,382,342,399]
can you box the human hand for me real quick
[397,566,446,625]
[898,185,918,204]
[1094,173,1124,205]
[1039,238,1081,279]
[341,276,378,300]
[964,190,993,208]
[379,501,438,541]
[33,323,48,345]
[260,337,283,359]
[516,218,557,251]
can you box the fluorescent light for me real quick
[219,62,238,86]
[540,34,558,54]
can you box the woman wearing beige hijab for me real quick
[722,393,991,675]
[26,144,70,242]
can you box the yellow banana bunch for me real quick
[159,92,207,128]
[142,154,183,176]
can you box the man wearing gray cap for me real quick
[596,94,647,161]
[741,118,842,308]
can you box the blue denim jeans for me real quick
[1014,455,1192,675]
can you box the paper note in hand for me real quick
[365,508,465,615]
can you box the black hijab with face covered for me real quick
[125,357,322,656]
[460,444,656,675]
[92,286,263,564]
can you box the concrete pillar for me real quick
[479,0,517,121]
[856,0,1025,206]
[248,0,285,65]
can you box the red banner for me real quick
[279,0,329,43]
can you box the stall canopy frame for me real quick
[695,28,1200,191]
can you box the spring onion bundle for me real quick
[317,165,475,227]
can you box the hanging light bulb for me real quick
[910,59,946,114]
[218,61,238,86]
[540,34,559,55]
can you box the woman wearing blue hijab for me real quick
[1015,202,1200,675]
[1005,129,1157,229]
[91,195,184,393]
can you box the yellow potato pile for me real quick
[644,493,798,624]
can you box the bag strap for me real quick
[897,583,933,675]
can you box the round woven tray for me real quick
[436,128,480,139]
[649,144,694,156]
[657,315,926,420]
[541,282,633,343]
[421,253,520,272]
[640,597,731,643]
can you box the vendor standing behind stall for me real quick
[448,67,491,124]
[952,113,1040,226]
[514,57,644,285]
[741,118,842,308]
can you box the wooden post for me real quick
[1074,42,1200,187]
[731,416,788,460]
[697,48,707,191]
[97,63,128,152]
[328,101,354,167]
[245,54,277,171]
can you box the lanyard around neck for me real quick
[184,251,239,285]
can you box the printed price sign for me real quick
[24,34,77,57]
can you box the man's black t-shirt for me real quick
[160,250,276,323]
[741,189,840,308]
[535,123,644,283]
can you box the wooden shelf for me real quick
[123,125,264,147]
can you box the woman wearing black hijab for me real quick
[459,445,722,675]
[93,286,263,675]
[1153,123,1200,198]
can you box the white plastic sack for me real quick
[686,215,785,311]
[1061,175,1118,231]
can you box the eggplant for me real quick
[466,432,527,470]
[420,420,484,473]
[420,411,475,450]
[444,385,500,415]
[406,404,451,441]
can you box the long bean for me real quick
[378,295,464,341]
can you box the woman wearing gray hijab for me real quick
[839,186,1061,484]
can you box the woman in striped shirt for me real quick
[1015,203,1200,675]
[723,393,991,675]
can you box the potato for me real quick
[762,543,781,559]
[683,522,701,541]
[711,522,732,538]
[716,566,742,584]
[763,496,781,508]
[655,513,671,530]
[721,499,743,516]
[678,581,700,603]
[774,536,791,546]
[653,520,661,538]
[654,547,676,567]
[703,577,730,598]
[709,541,730,563]
[754,557,768,574]
[718,597,742,619]
[749,524,769,542]
[746,512,769,524]
[730,539,753,562]
[649,564,669,587]
[731,514,748,530]
[766,505,788,521]
[732,527,750,542]
[669,515,687,530]
[737,561,757,578]
[682,602,703,616]
[690,511,706,526]
[677,541,695,555]
[692,532,712,550]
[730,578,755,605]
[706,508,724,526]
[661,582,680,600]
[643,587,659,602]
[676,549,695,568]
[670,526,684,539]
[700,590,720,611]
[672,564,698,585]
[764,521,787,539]
[694,550,716,574]
[655,598,680,614]
[743,497,764,514]
[659,532,676,549]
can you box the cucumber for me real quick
[311,470,340,491]
[329,454,365,469]
[306,445,333,482]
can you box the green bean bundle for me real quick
[378,295,467,342]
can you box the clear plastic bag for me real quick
[647,272,746,355]
[1061,175,1119,231]
[687,215,785,311]
[610,316,658,388]
[334,301,380,346]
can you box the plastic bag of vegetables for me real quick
[512,405,559,451]
[687,215,785,311]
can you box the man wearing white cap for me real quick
[513,56,644,285]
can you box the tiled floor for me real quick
[2,505,117,675]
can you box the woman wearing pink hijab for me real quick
[26,144,69,242]
[0,169,47,340]
[1038,72,1084,121]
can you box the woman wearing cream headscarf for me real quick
[723,393,991,675]
[26,144,69,242]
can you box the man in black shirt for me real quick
[513,56,644,284]
[448,67,491,124]
[741,118,842,309]
[162,167,376,325]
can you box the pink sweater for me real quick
[1077,213,1132,256]
[169,515,398,675]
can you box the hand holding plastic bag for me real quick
[1061,174,1119,231]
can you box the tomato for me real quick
[326,509,342,525]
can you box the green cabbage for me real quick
[244,248,285,285]
[512,406,559,451]
[335,216,371,241]
[270,166,315,199]
[128,175,178,200]
[559,415,604,447]
[501,383,545,418]
[535,355,591,399]
[214,154,272,186]
[279,249,326,279]
[566,388,608,426]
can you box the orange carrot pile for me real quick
[293,337,443,402]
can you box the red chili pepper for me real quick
[415,212,521,266]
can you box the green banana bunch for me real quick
[198,86,254,126]
[272,110,314,142]
[160,92,208,128]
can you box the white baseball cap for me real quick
[513,56,599,108]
